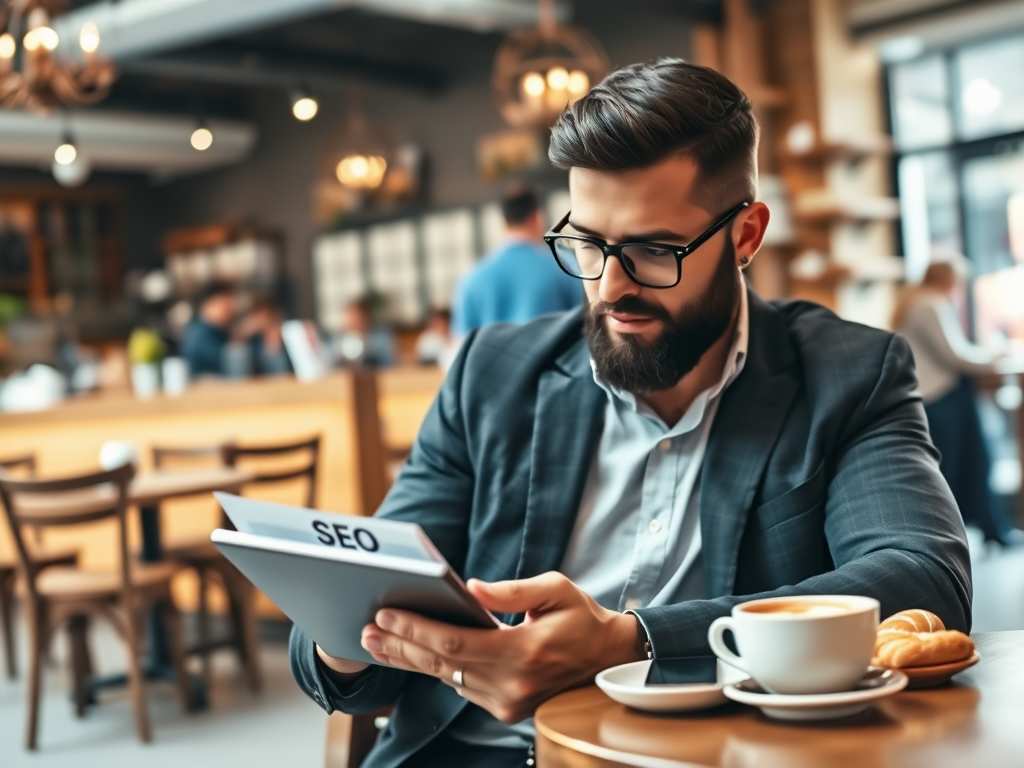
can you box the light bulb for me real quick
[336,154,387,189]
[0,33,15,60]
[23,26,58,52]
[522,72,545,98]
[191,126,213,151]
[546,67,569,91]
[54,142,77,166]
[567,70,590,96]
[79,22,100,54]
[292,96,319,121]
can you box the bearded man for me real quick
[290,59,971,767]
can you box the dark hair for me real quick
[549,58,758,213]
[500,185,540,226]
[197,280,236,305]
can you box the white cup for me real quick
[99,440,139,471]
[162,356,189,397]
[707,595,879,696]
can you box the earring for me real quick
[739,256,750,265]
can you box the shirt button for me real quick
[659,439,672,452]
[313,690,323,703]
[649,519,662,534]
[624,597,642,611]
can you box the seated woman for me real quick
[894,256,1021,546]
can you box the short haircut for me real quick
[197,280,236,305]
[548,58,759,214]
[500,185,540,226]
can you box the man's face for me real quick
[567,156,744,394]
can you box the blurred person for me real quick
[452,185,582,336]
[894,256,1021,545]
[180,282,237,377]
[334,297,396,367]
[415,309,452,366]
[234,295,291,375]
[292,60,970,767]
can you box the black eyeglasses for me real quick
[543,201,749,289]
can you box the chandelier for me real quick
[325,89,392,191]
[0,0,117,112]
[491,0,608,128]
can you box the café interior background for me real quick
[1,0,1023,765]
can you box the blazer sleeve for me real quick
[288,330,478,715]
[634,334,973,657]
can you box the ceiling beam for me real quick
[55,0,565,62]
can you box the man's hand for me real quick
[359,572,642,722]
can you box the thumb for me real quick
[467,572,574,615]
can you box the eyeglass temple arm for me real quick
[683,202,750,255]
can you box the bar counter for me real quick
[0,367,444,614]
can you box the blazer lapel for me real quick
[701,291,801,598]
[513,338,605,592]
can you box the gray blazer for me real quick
[290,291,972,767]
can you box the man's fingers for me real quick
[368,610,507,662]
[468,571,573,615]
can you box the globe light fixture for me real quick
[492,0,608,128]
[54,139,77,165]
[336,154,387,189]
[0,0,117,111]
[323,88,392,192]
[292,94,319,121]
[191,125,213,151]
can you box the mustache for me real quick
[587,295,673,324]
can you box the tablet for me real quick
[210,495,498,665]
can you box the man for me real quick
[452,185,582,336]
[180,282,237,377]
[291,59,971,767]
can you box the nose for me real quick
[598,253,639,305]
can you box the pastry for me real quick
[872,609,974,668]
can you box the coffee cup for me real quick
[707,595,879,696]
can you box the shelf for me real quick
[785,135,893,163]
[792,192,900,223]
[790,255,904,285]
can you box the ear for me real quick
[731,202,771,268]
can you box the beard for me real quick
[584,239,742,396]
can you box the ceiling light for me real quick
[567,70,589,96]
[0,33,14,60]
[521,72,545,98]
[336,154,387,189]
[546,66,569,91]
[191,126,213,151]
[79,22,100,54]
[23,25,58,52]
[54,141,77,165]
[963,78,1002,116]
[292,95,319,121]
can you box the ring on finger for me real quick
[452,667,465,691]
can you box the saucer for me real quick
[596,659,747,713]
[899,651,980,689]
[723,667,908,721]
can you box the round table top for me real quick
[13,467,253,519]
[534,631,1024,768]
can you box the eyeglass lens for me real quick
[551,238,679,287]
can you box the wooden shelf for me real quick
[785,135,894,163]
[793,192,900,223]
[790,255,904,285]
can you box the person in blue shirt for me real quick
[180,282,237,377]
[453,185,582,336]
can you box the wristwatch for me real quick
[626,610,653,660]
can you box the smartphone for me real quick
[644,656,719,686]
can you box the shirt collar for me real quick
[591,287,750,417]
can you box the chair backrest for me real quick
[0,463,136,600]
[222,436,322,509]
[151,436,322,509]
[0,454,36,475]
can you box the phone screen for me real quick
[644,656,719,686]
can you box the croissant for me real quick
[872,610,974,668]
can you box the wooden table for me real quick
[535,631,1024,768]
[15,467,252,706]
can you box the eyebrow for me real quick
[566,219,691,243]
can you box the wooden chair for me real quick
[0,454,79,680]
[155,435,321,693]
[0,463,193,749]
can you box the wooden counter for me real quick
[0,367,444,614]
